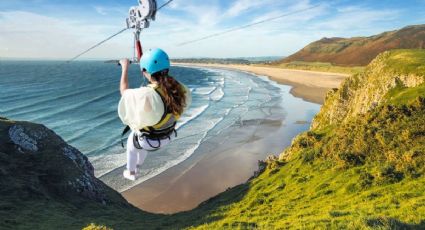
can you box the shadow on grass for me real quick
[366,217,425,230]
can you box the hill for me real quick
[171,56,283,65]
[279,25,425,66]
[167,49,425,229]
[1,49,424,229]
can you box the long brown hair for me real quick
[151,70,186,115]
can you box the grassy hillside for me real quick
[1,50,424,229]
[159,49,425,229]
[278,25,425,66]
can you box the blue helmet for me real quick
[140,48,170,74]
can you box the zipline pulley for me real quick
[126,0,158,63]
[126,0,157,33]
[67,0,173,63]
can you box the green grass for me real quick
[262,61,365,75]
[172,94,425,229]
[181,161,425,229]
[386,83,425,105]
[384,49,425,76]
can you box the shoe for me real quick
[123,170,136,181]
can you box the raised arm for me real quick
[119,59,130,96]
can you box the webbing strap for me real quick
[120,83,182,148]
[121,125,131,147]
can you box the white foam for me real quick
[194,86,216,95]
[96,117,225,192]
[118,117,224,192]
[91,152,126,178]
[210,87,225,101]
[91,104,210,179]
[176,104,209,130]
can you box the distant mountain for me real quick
[172,58,251,65]
[172,56,284,65]
[279,24,425,66]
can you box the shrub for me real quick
[83,223,112,230]
[359,171,374,188]
[329,210,350,217]
[377,164,404,184]
[337,152,366,166]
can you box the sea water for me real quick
[0,61,320,192]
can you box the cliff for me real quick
[279,25,425,66]
[0,118,161,229]
[312,49,425,129]
[170,49,425,228]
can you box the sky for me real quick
[0,0,424,60]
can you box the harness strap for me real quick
[145,138,161,149]
[133,133,143,149]
[120,83,182,149]
[121,125,131,148]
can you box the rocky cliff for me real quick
[312,49,425,129]
[0,118,154,229]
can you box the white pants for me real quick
[126,131,172,172]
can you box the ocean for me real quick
[0,61,320,192]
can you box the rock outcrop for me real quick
[312,49,425,130]
[0,118,121,203]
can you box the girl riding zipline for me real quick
[118,48,191,181]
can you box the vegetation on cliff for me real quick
[165,50,425,229]
[1,50,424,229]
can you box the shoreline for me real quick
[121,64,344,214]
[173,63,349,104]
[123,118,288,213]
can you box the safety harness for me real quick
[121,84,180,150]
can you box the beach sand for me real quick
[122,64,348,214]
[174,63,349,104]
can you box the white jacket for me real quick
[118,83,191,131]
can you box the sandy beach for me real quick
[174,63,349,104]
[122,64,348,213]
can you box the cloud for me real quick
[94,6,108,16]
[92,5,128,17]
[0,11,131,59]
[0,0,420,59]
[225,0,272,18]
[311,6,400,34]
[223,0,301,18]
[165,0,223,28]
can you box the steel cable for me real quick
[177,4,321,46]
[66,0,175,63]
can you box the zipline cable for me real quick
[177,4,321,46]
[66,0,174,63]
[157,0,174,11]
[67,28,128,63]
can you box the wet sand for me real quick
[174,63,349,104]
[123,118,285,213]
[122,64,345,214]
